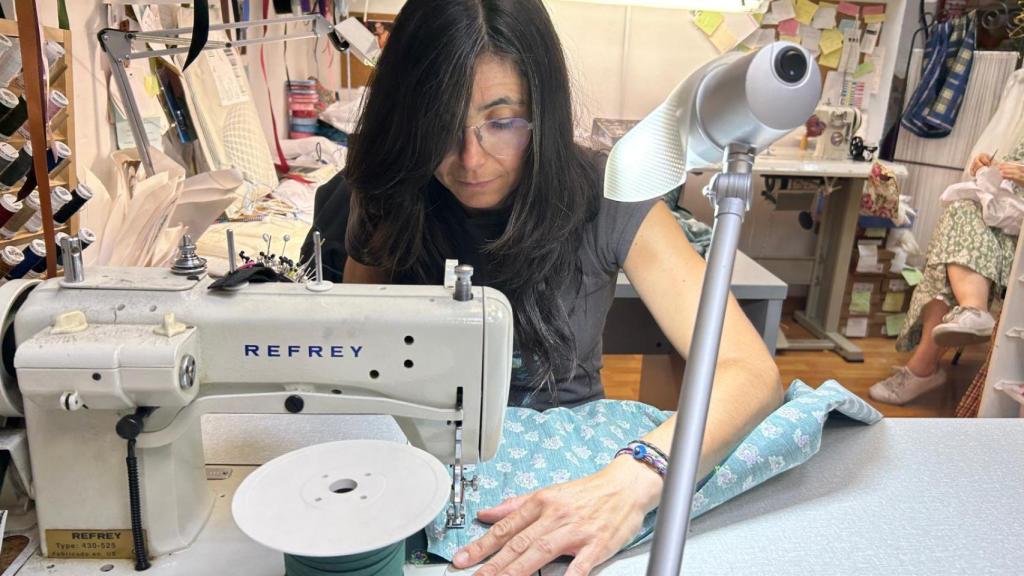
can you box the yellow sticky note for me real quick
[780,34,801,43]
[819,47,841,69]
[882,291,905,313]
[853,60,875,78]
[819,29,844,54]
[694,11,725,36]
[709,25,738,53]
[144,74,160,97]
[796,0,819,25]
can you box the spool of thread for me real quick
[32,231,70,276]
[0,142,32,191]
[283,541,406,576]
[39,228,94,275]
[0,89,18,122]
[0,96,27,141]
[54,182,92,224]
[44,41,65,68]
[24,186,72,234]
[0,142,17,176]
[0,189,39,239]
[0,38,20,89]
[0,194,21,229]
[50,227,94,266]
[48,231,71,269]
[5,239,45,280]
[0,245,24,279]
[46,90,68,123]
[48,106,69,134]
[47,141,73,172]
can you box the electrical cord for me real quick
[116,407,156,571]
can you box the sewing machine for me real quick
[811,105,862,161]
[0,235,513,566]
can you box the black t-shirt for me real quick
[303,160,657,411]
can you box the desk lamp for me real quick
[604,42,821,575]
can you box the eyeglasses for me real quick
[452,117,533,159]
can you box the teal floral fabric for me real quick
[425,380,882,560]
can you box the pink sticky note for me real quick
[862,5,885,15]
[777,18,801,37]
[837,2,860,17]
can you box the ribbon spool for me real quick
[233,440,450,576]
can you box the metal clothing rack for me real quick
[97,13,339,177]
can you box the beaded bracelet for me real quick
[615,440,669,477]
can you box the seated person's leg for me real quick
[871,299,950,405]
[871,198,1003,405]
[932,263,996,347]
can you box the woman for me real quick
[870,144,1024,405]
[306,1,781,573]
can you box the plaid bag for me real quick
[901,12,978,138]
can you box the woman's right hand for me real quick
[970,153,994,176]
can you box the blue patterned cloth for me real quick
[901,13,977,138]
[425,380,882,560]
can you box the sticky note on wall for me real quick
[812,2,837,28]
[820,29,844,54]
[694,11,724,35]
[862,5,886,23]
[795,0,819,25]
[820,47,841,69]
[778,18,801,37]
[837,1,859,17]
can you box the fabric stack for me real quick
[287,79,319,140]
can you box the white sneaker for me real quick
[869,366,948,405]
[932,306,995,348]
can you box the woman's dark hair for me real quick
[345,0,600,396]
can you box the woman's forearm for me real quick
[616,359,782,513]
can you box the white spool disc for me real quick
[232,440,450,557]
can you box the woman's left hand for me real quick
[998,162,1024,187]
[451,458,660,576]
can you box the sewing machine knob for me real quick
[453,264,474,301]
[179,355,197,390]
[285,395,305,413]
[59,391,83,411]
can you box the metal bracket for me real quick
[703,143,757,213]
[446,420,478,529]
[96,14,339,177]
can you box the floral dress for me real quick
[897,137,1024,351]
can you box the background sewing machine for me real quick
[0,236,513,570]
[810,105,862,161]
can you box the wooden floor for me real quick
[602,314,989,418]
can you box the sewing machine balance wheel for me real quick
[232,440,450,557]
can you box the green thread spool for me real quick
[284,541,405,576]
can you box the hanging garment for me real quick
[901,12,978,138]
[940,165,1024,235]
[424,380,882,561]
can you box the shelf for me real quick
[0,17,79,277]
[0,224,72,248]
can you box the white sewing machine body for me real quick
[0,268,513,559]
